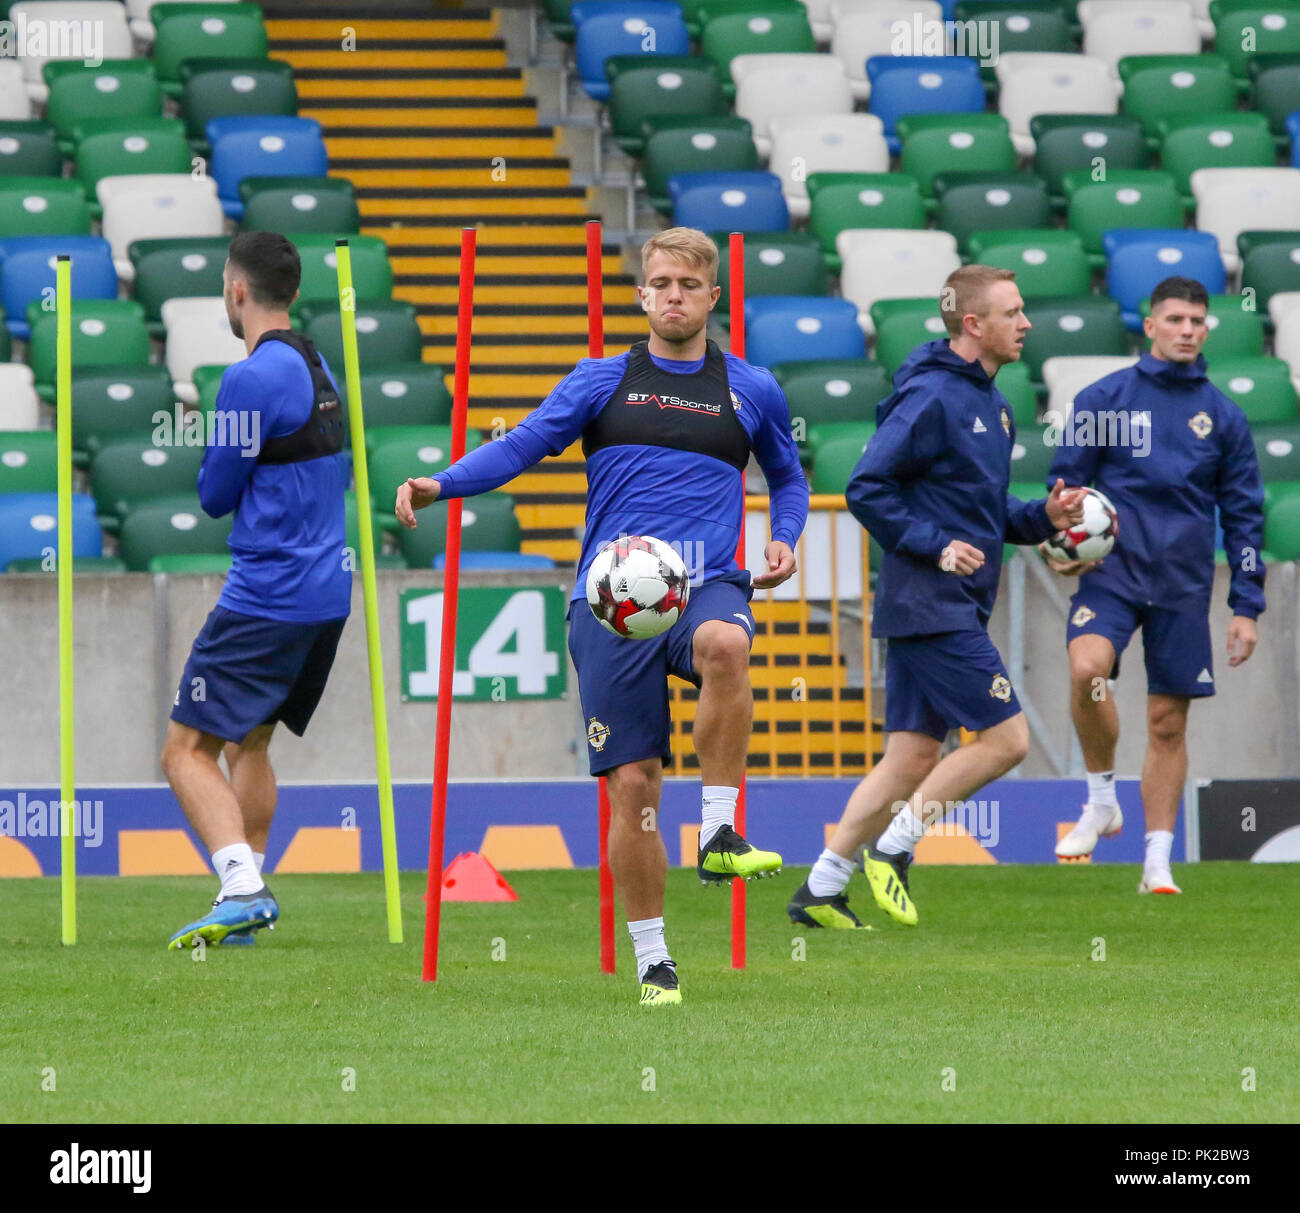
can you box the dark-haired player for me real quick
[163,231,350,948]
[1046,277,1265,893]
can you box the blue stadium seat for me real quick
[743,296,865,368]
[1103,229,1227,330]
[1291,112,1300,167]
[0,492,101,570]
[574,3,690,100]
[669,170,789,232]
[0,235,117,341]
[866,56,985,154]
[434,552,558,571]
[207,116,328,220]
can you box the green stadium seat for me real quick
[1248,53,1300,144]
[870,298,950,375]
[339,363,453,433]
[118,495,233,570]
[1239,230,1300,311]
[180,58,297,145]
[1264,479,1300,511]
[1031,115,1151,204]
[1157,112,1276,199]
[543,0,581,41]
[898,114,1018,199]
[1118,55,1238,139]
[129,236,230,326]
[1009,427,1058,481]
[1064,170,1186,264]
[1211,2,1300,80]
[367,426,484,520]
[1264,491,1300,558]
[0,315,10,362]
[715,231,827,316]
[607,57,727,156]
[90,438,205,521]
[239,176,360,234]
[933,172,1052,252]
[640,115,758,214]
[0,177,91,237]
[74,117,191,201]
[807,422,876,463]
[966,229,1092,299]
[1138,292,1265,357]
[397,492,521,568]
[70,366,179,463]
[300,300,425,371]
[149,552,233,574]
[44,61,162,154]
[27,301,152,401]
[291,234,393,311]
[998,359,1040,427]
[954,3,1075,82]
[809,434,871,495]
[699,11,817,96]
[1254,424,1300,480]
[1020,296,1130,380]
[0,431,56,493]
[1207,356,1300,425]
[807,172,926,272]
[151,3,270,98]
[193,364,228,412]
[0,120,62,178]
[693,0,805,31]
[6,555,128,574]
[771,358,890,458]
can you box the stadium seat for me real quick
[0,177,92,238]
[996,53,1118,154]
[1253,423,1300,480]
[1064,169,1186,265]
[686,0,807,37]
[715,231,828,315]
[1211,1,1300,81]
[128,236,230,326]
[208,116,328,220]
[161,297,247,404]
[193,363,229,412]
[1009,427,1058,481]
[398,493,522,568]
[239,176,361,234]
[830,2,945,101]
[1079,0,1201,74]
[1207,357,1299,426]
[806,421,876,463]
[180,57,298,144]
[1192,167,1300,273]
[127,0,245,42]
[292,234,393,310]
[0,365,40,431]
[0,313,8,362]
[1239,230,1300,311]
[732,54,854,155]
[606,57,727,156]
[44,61,162,152]
[100,176,225,272]
[0,431,56,493]
[771,358,892,455]
[743,296,866,367]
[966,229,1092,298]
[151,3,270,97]
[951,3,1076,78]
[70,366,179,461]
[898,113,1018,197]
[1136,292,1266,357]
[575,4,690,100]
[639,116,758,214]
[543,0,586,41]
[117,496,234,570]
[1,236,117,341]
[1019,295,1130,380]
[1031,115,1151,203]
[0,59,30,120]
[74,118,192,206]
[0,119,62,177]
[933,173,1053,251]
[338,363,453,433]
[1273,293,1300,383]
[149,552,233,574]
[670,170,789,232]
[768,113,888,218]
[1103,229,1227,329]
[1264,491,1300,559]
[870,297,950,374]
[27,301,152,402]
[300,300,425,372]
[1042,354,1139,421]
[1118,54,1239,142]
[998,359,1040,426]
[0,491,101,569]
[1158,113,1277,199]
[701,10,818,94]
[807,432,867,494]
[343,491,405,569]
[792,0,835,40]
[90,439,206,520]
[867,56,986,153]
[839,229,962,329]
[807,171,927,271]
[10,3,133,103]
[1249,53,1300,144]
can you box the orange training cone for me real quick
[440,852,519,902]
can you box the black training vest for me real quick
[252,330,346,465]
[582,339,750,471]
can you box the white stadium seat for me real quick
[0,59,32,120]
[994,51,1111,88]
[1187,0,1215,39]
[996,54,1118,155]
[1271,294,1300,393]
[1042,356,1140,422]
[768,113,889,219]
[1079,1,1201,75]
[0,365,42,431]
[98,175,225,275]
[126,0,239,43]
[1191,167,1300,275]
[794,0,835,43]
[10,3,134,104]
[830,2,945,101]
[838,229,961,332]
[161,297,247,405]
[733,55,854,156]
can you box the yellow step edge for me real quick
[421,315,646,337]
[515,503,587,528]
[355,196,587,216]
[393,254,625,276]
[364,224,596,246]
[673,699,864,723]
[504,472,589,494]
[347,138,557,160]
[419,345,609,366]
[521,538,581,562]
[297,78,525,100]
[400,285,637,305]
[274,50,507,69]
[316,113,542,135]
[265,19,499,38]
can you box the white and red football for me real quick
[1044,487,1119,564]
[585,534,690,639]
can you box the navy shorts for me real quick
[1066,588,1214,697]
[568,569,755,776]
[171,605,347,744]
[884,630,1022,741]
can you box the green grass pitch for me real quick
[1,864,1295,1123]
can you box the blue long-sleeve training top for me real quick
[432,343,809,600]
[847,339,1058,638]
[197,341,351,623]
[1046,351,1266,618]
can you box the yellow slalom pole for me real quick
[56,255,76,945]
[334,240,402,943]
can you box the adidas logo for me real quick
[1197,668,1213,683]
[973,417,987,433]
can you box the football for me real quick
[585,535,691,639]
[1044,487,1119,564]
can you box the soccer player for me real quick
[396,227,808,1005]
[162,232,350,948]
[1046,277,1265,893]
[787,265,1086,930]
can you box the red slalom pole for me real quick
[422,227,476,982]
[588,219,615,974]
[729,232,747,971]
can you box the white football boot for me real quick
[1138,867,1182,895]
[1055,802,1124,860]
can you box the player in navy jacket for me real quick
[397,228,809,1006]
[788,266,1086,931]
[1046,277,1265,894]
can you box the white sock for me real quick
[1144,829,1174,872]
[1085,770,1119,810]
[627,917,671,983]
[807,848,854,897]
[212,842,262,898]
[699,785,738,849]
[253,851,265,874]
[876,805,927,856]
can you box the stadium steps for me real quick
[265,11,640,565]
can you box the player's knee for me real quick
[606,759,660,809]
[160,737,190,782]
[694,624,750,678]
[1069,655,1110,695]
[1148,707,1187,748]
[995,716,1030,768]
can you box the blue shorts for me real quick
[171,606,347,744]
[884,630,1022,741]
[1066,588,1214,697]
[568,569,755,776]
